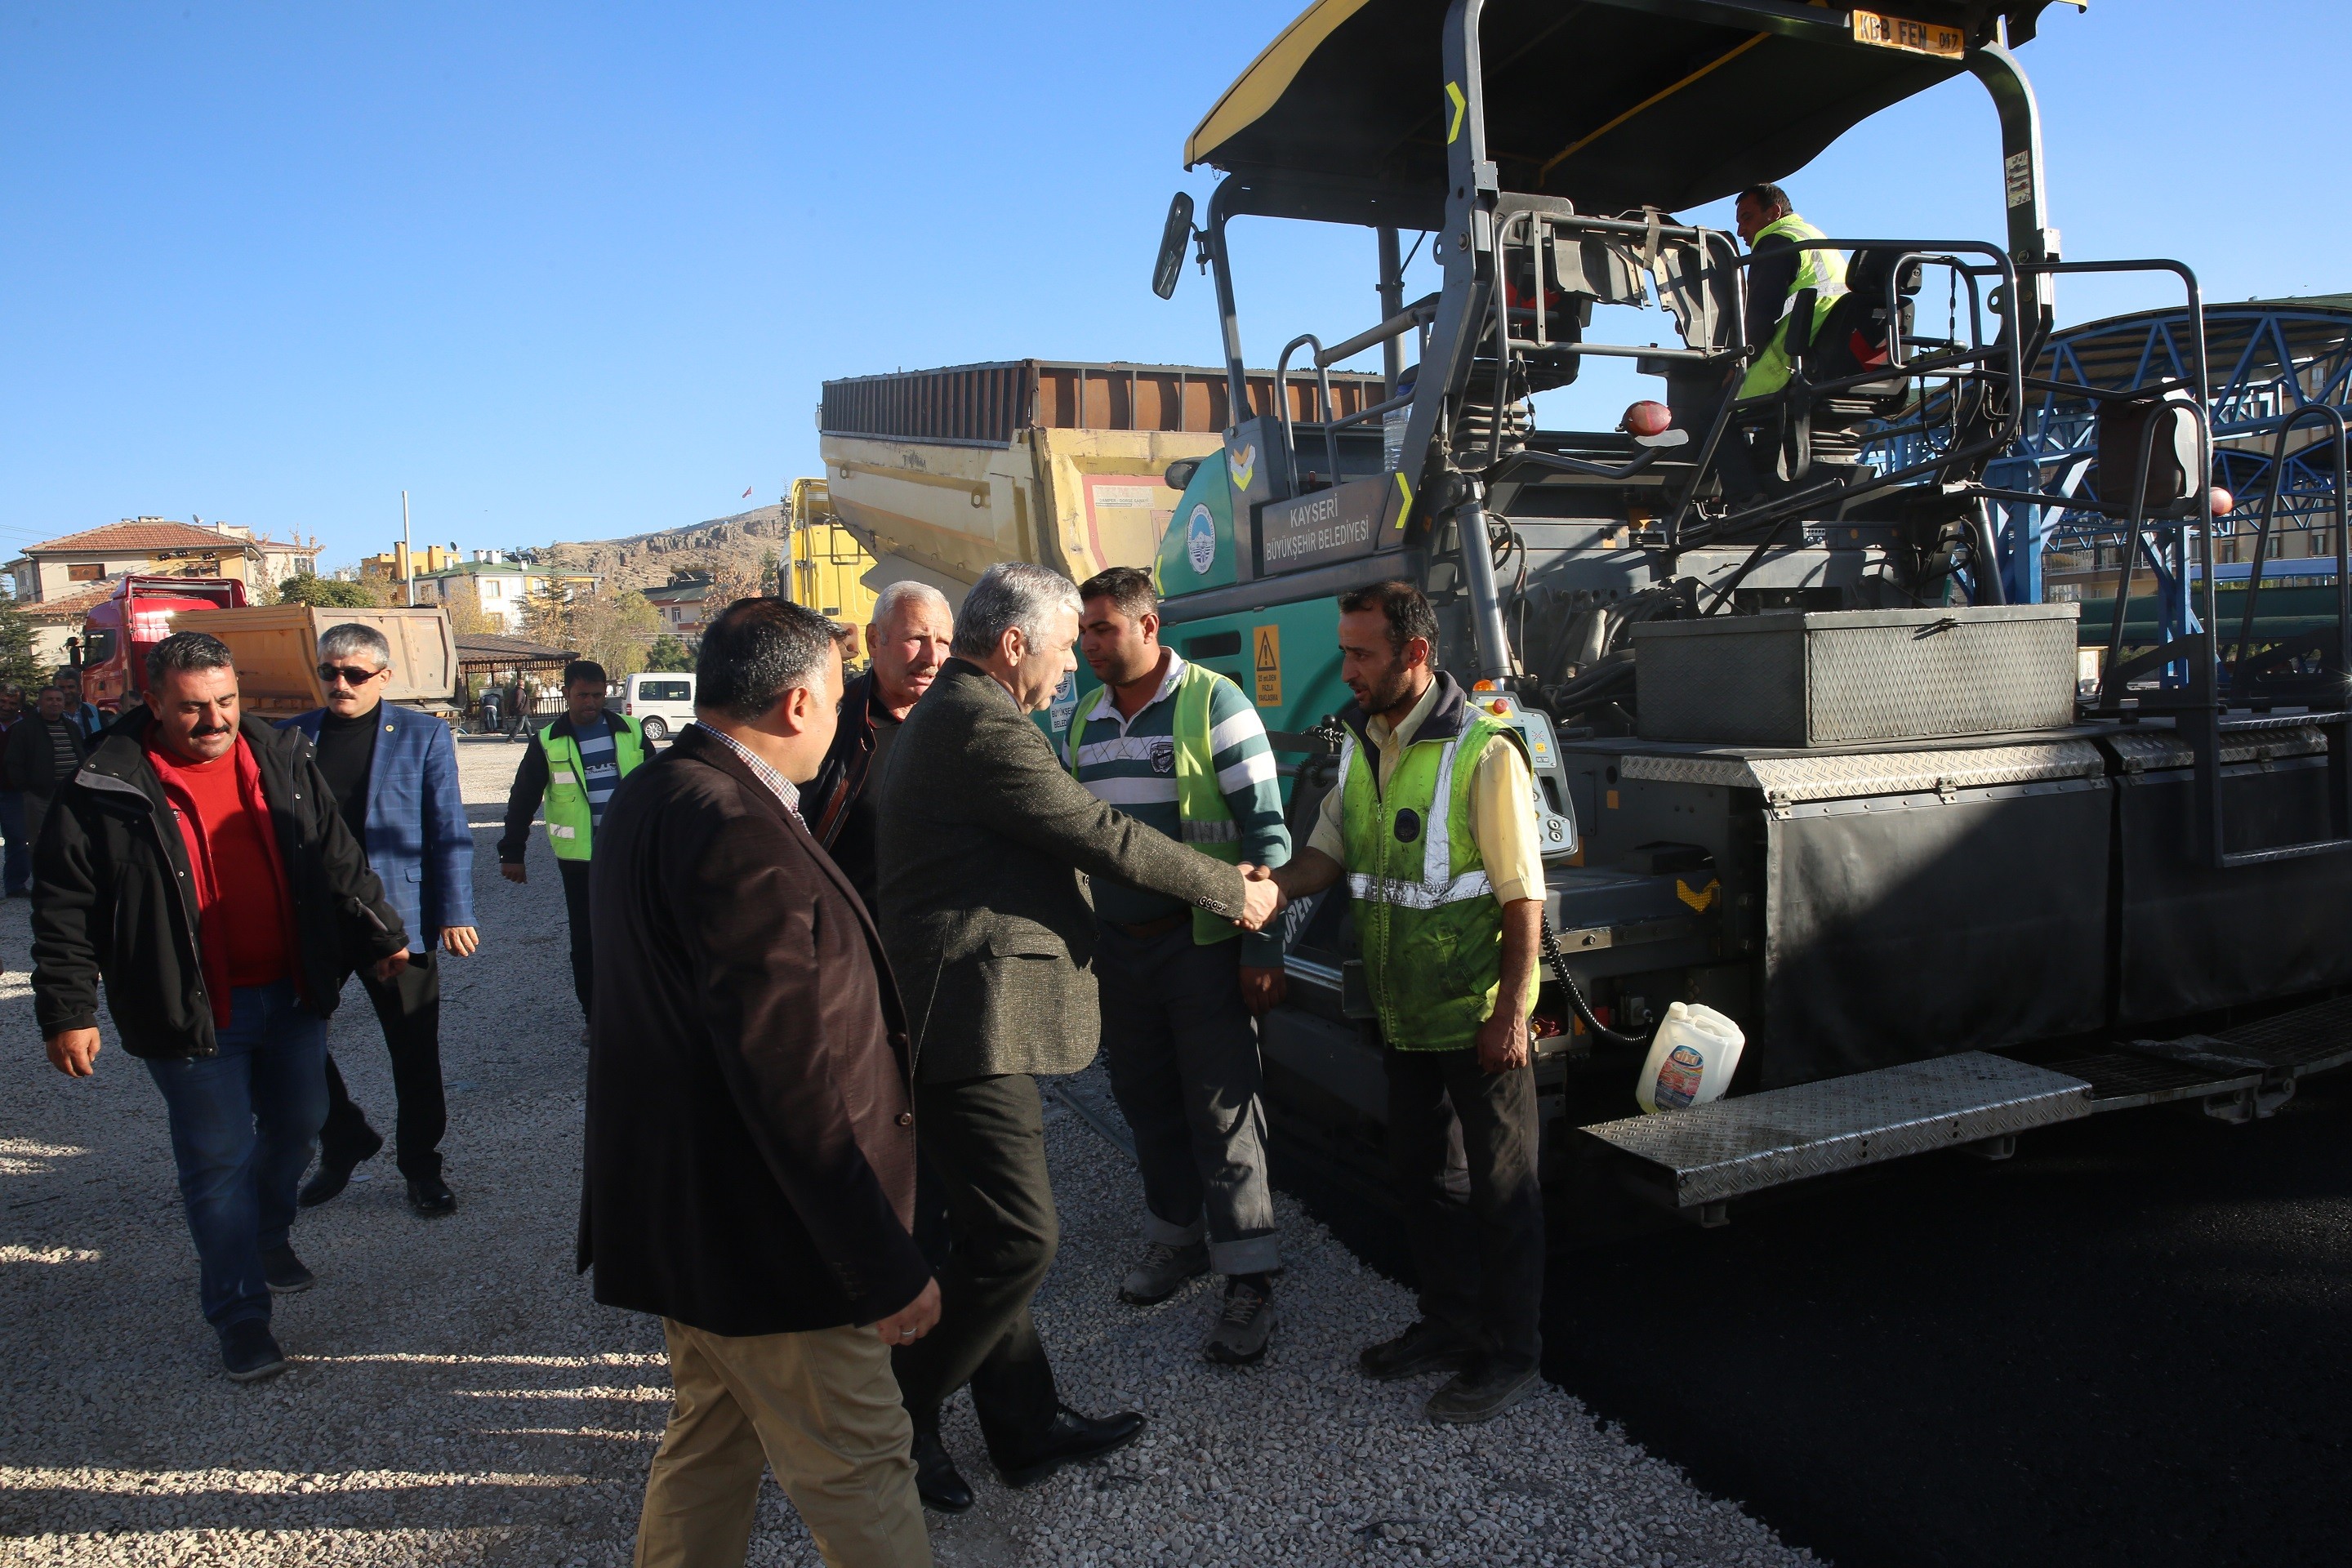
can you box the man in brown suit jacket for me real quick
[584,597,939,1568]
[877,562,1282,1512]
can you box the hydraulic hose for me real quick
[1539,914,1653,1048]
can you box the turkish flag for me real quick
[742,486,754,498]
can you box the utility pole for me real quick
[402,490,415,608]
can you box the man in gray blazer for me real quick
[877,561,1280,1512]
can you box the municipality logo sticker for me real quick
[1185,503,1217,574]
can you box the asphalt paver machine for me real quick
[1143,0,2352,1223]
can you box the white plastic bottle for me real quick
[1634,1002,1747,1114]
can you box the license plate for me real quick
[1850,8,1967,58]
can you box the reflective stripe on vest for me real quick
[1339,708,1525,1049]
[1067,662,1243,943]
[1740,213,1847,399]
[539,720,648,861]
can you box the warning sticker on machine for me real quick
[1253,625,1281,708]
[2004,149,2034,208]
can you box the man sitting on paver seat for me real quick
[33,631,410,1382]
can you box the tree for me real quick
[0,593,45,691]
[279,573,387,609]
[644,634,696,672]
[440,591,497,638]
[521,581,661,679]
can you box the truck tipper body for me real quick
[170,604,457,717]
[817,359,1385,597]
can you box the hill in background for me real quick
[552,502,790,591]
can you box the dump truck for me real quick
[172,604,458,718]
[1103,0,2352,1224]
[817,359,1386,597]
[74,576,250,714]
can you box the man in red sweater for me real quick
[33,632,409,1382]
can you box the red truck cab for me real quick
[75,576,248,714]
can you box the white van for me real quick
[621,672,696,742]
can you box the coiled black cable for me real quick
[1539,914,1653,1048]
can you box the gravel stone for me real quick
[0,737,1818,1566]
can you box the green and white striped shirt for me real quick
[1062,651,1290,960]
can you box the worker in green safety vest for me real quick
[1265,579,1548,1427]
[1668,183,1849,501]
[1735,181,1847,401]
[1063,566,1291,1367]
[497,658,652,1027]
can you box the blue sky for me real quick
[2,2,2345,571]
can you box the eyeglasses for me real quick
[318,664,389,687]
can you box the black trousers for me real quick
[893,1072,1062,1454]
[318,951,445,1181]
[1383,1042,1545,1368]
[556,858,594,1018]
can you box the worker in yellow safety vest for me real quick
[1735,182,1847,399]
[1264,580,1550,1428]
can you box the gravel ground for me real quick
[0,735,1813,1568]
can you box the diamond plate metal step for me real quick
[1582,1053,2094,1214]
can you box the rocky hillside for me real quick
[551,503,790,592]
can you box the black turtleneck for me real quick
[314,706,381,846]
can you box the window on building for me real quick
[67,563,104,582]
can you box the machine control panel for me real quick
[1468,688,1580,861]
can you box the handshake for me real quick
[1234,863,1290,932]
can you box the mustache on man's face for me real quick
[189,721,234,738]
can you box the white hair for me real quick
[871,579,951,630]
[318,621,394,669]
[950,563,1080,660]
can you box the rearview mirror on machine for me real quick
[1153,191,1196,301]
[1164,457,1201,491]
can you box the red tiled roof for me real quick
[19,576,130,619]
[28,522,260,555]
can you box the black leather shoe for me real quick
[406,1176,457,1217]
[220,1321,288,1383]
[1359,1319,1476,1382]
[297,1129,385,1209]
[261,1244,314,1293]
[911,1428,973,1513]
[991,1406,1146,1490]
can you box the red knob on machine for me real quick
[1622,400,1673,439]
[2208,486,2234,517]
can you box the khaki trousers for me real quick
[635,1317,932,1568]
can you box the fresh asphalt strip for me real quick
[1274,1066,2352,1568]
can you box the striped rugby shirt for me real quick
[1061,650,1290,962]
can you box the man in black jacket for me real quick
[34,632,410,1383]
[807,579,953,913]
[586,599,938,1566]
[5,684,88,851]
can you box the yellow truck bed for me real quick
[167,605,457,715]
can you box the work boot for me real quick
[1424,1356,1539,1425]
[1202,1276,1276,1366]
[1118,1239,1209,1305]
[1358,1319,1476,1382]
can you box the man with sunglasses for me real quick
[283,624,478,1217]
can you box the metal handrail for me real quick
[2233,403,2350,684]
[1274,334,1340,487]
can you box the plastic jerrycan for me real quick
[1635,1003,1747,1114]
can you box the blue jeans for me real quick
[0,790,26,894]
[143,982,328,1334]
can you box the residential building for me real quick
[408,550,599,634]
[640,572,715,636]
[4,518,319,607]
